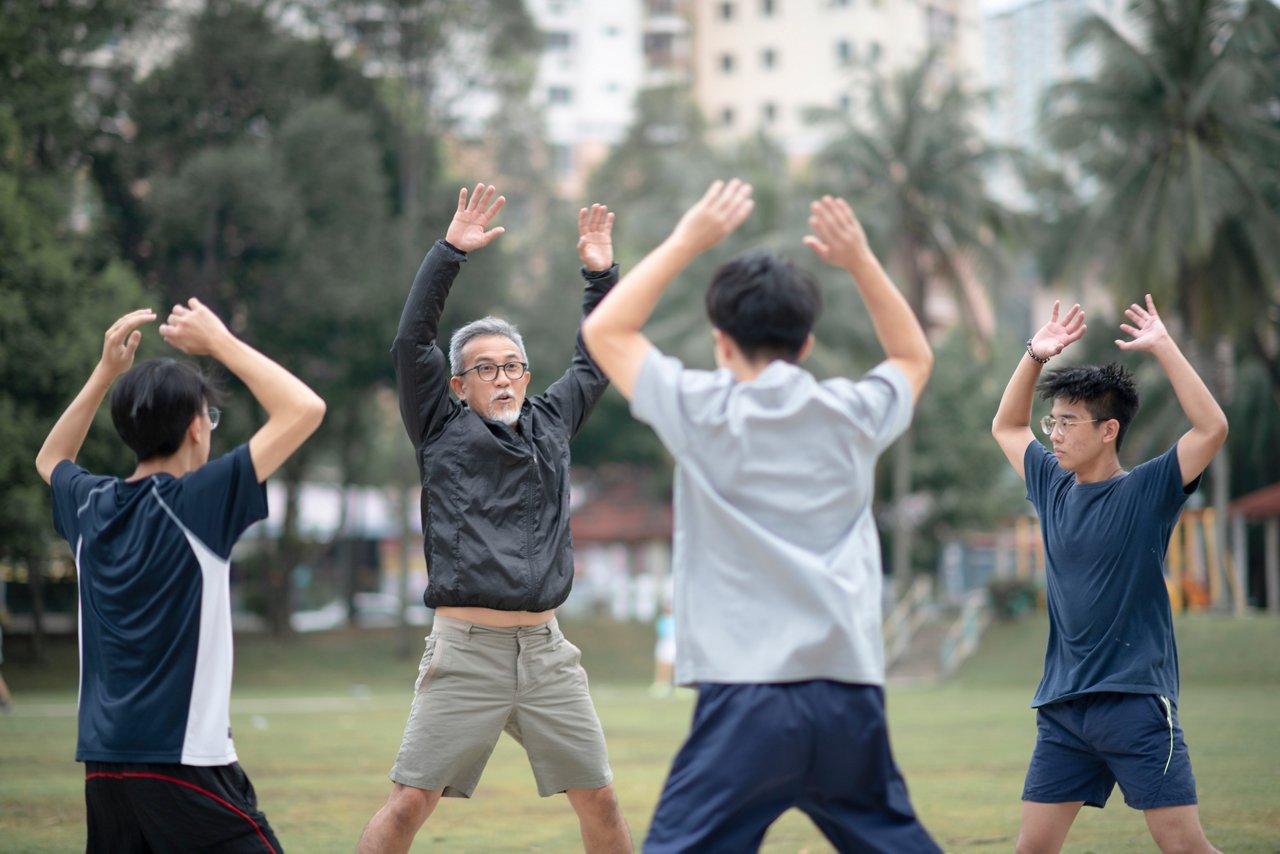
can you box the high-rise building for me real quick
[527,0,693,196]
[981,0,1129,205]
[691,0,984,157]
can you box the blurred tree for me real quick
[0,109,148,659]
[1043,0,1280,568]
[0,0,156,656]
[808,51,1018,582]
[104,2,403,634]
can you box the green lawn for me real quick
[2,613,1277,852]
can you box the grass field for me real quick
[2,613,1277,852]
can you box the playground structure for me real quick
[993,502,1279,615]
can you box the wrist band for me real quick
[1026,339,1050,364]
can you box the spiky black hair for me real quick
[1036,363,1140,450]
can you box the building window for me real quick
[545,31,573,50]
[550,144,572,178]
[869,40,882,63]
[762,102,777,123]
[761,0,776,15]
[720,2,734,20]
[839,93,852,113]
[836,39,854,65]
[761,47,777,68]
[720,53,736,73]
[721,106,735,126]
[548,86,573,105]
[830,0,852,6]
[927,6,957,45]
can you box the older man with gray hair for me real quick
[358,184,631,853]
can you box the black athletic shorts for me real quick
[84,761,282,853]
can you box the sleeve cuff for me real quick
[581,262,618,281]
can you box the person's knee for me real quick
[1146,806,1215,854]
[1015,824,1064,854]
[385,784,441,828]
[567,784,621,819]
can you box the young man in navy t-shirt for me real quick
[37,299,325,852]
[991,296,1227,854]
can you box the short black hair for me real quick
[110,359,220,462]
[704,250,822,363]
[1036,363,1140,450]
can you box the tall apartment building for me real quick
[691,0,984,157]
[528,0,693,196]
[982,0,1129,205]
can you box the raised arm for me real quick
[393,184,506,442]
[582,179,755,398]
[1116,294,1227,485]
[803,195,933,402]
[36,309,157,483]
[991,301,1086,479]
[159,298,325,482]
[543,204,621,435]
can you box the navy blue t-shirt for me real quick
[1024,440,1199,708]
[50,445,267,765]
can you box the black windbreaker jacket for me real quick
[392,240,617,611]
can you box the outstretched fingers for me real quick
[580,203,612,235]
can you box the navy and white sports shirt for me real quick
[51,445,267,766]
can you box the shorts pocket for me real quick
[414,636,445,693]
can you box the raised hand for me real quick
[671,179,754,254]
[159,297,232,356]
[1029,301,1086,361]
[577,203,614,272]
[445,183,506,253]
[101,309,157,377]
[1116,293,1171,353]
[802,195,872,270]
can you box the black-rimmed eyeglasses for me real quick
[456,362,528,382]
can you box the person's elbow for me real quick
[903,346,934,401]
[1202,411,1229,448]
[299,392,327,438]
[581,313,610,359]
[35,451,59,485]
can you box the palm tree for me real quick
[1042,0,1280,596]
[809,51,1018,582]
[1043,0,1280,359]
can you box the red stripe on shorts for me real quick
[85,771,277,853]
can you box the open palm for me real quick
[577,204,614,271]
[1029,301,1086,360]
[1116,294,1170,352]
[445,184,506,252]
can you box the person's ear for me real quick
[797,333,816,363]
[450,375,467,400]
[712,328,734,364]
[1102,418,1120,445]
[186,414,204,449]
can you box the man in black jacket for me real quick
[358,184,631,853]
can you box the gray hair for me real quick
[448,316,528,376]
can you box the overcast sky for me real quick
[980,0,1032,12]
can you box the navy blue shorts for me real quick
[644,680,940,853]
[1022,692,1198,810]
[85,761,282,853]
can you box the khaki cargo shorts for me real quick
[389,615,613,798]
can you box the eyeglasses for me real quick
[1040,415,1097,435]
[456,361,528,382]
[207,406,221,431]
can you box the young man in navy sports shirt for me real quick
[37,299,325,852]
[991,296,1227,853]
